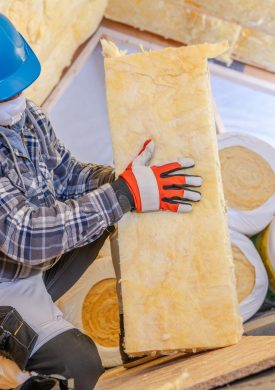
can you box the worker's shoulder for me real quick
[26,99,47,122]
[26,99,54,140]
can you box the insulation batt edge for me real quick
[104,40,243,355]
[184,0,275,37]
[105,0,275,72]
[105,0,240,64]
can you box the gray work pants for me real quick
[0,228,114,390]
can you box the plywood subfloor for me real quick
[95,337,275,390]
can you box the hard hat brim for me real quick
[0,35,41,102]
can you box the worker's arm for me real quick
[0,172,123,264]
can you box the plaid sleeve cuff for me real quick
[85,183,124,227]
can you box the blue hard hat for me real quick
[0,13,41,102]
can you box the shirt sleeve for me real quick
[0,173,123,264]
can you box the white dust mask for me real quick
[0,94,26,126]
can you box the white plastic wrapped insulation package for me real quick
[218,132,275,236]
[255,217,275,293]
[230,230,268,322]
[57,256,121,368]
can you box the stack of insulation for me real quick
[0,0,108,104]
[217,132,275,324]
[105,0,275,71]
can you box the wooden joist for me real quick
[95,337,275,390]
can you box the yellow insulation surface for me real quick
[233,28,275,72]
[185,0,275,37]
[104,41,243,355]
[106,0,275,72]
[105,0,240,64]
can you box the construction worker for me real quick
[0,13,202,390]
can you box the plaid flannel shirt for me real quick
[0,100,123,282]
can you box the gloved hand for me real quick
[111,139,202,213]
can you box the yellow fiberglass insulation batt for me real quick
[219,146,275,211]
[105,0,239,64]
[105,0,275,72]
[104,41,243,355]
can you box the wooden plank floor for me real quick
[95,337,275,390]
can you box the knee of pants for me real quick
[26,329,104,390]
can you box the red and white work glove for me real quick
[111,139,202,213]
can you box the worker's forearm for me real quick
[111,177,135,213]
[0,182,123,264]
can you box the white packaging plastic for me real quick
[230,230,268,322]
[57,257,122,368]
[218,132,275,236]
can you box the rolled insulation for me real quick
[255,217,275,293]
[57,257,122,368]
[232,244,256,303]
[218,133,275,236]
[82,278,119,348]
[231,230,268,322]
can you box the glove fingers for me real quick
[163,176,202,188]
[177,157,195,168]
[133,139,155,167]
[183,189,201,201]
[184,175,202,187]
[177,203,193,213]
[154,158,195,169]
[163,190,201,203]
[161,198,193,213]
[162,191,201,206]
[160,166,200,179]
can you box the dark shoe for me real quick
[15,374,74,390]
